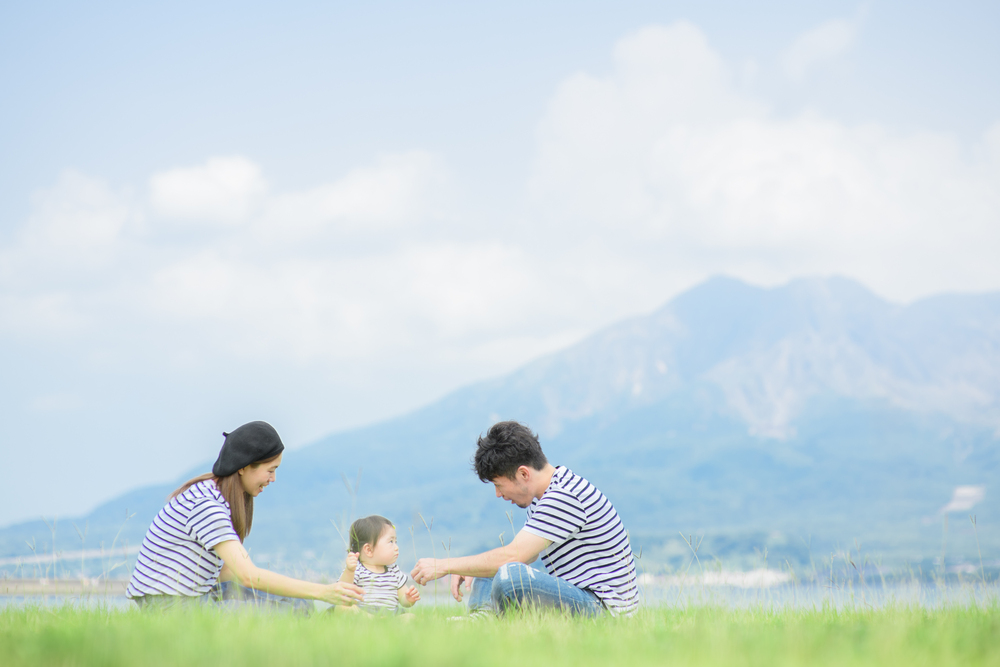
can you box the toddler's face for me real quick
[367,525,399,567]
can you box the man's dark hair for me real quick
[473,421,548,482]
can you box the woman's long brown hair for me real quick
[169,453,281,542]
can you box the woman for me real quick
[125,421,363,609]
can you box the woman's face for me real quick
[238,453,283,497]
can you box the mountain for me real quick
[3,276,998,578]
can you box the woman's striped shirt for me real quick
[126,479,240,598]
[353,563,408,613]
[522,466,639,615]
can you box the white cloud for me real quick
[256,151,452,241]
[530,22,1000,302]
[5,23,1000,368]
[0,292,87,337]
[782,18,857,81]
[0,170,133,335]
[24,170,130,250]
[141,241,543,364]
[531,23,765,230]
[0,170,142,339]
[316,151,451,226]
[0,147,548,371]
[149,155,267,224]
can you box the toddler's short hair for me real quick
[348,515,393,553]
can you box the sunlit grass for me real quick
[1,603,998,667]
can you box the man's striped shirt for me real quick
[353,563,408,613]
[126,479,240,598]
[523,466,639,615]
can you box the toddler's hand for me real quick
[345,552,359,571]
[404,585,421,605]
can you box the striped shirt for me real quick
[353,563,407,613]
[126,479,240,598]
[523,466,639,615]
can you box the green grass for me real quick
[2,604,999,667]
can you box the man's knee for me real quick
[491,562,537,608]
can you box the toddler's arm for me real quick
[339,552,359,585]
[398,584,421,608]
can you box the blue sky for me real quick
[2,1,999,527]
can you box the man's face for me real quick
[491,471,533,508]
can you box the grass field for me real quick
[2,603,999,667]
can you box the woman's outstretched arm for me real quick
[214,540,364,606]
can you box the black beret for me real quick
[212,421,285,477]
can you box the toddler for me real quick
[339,515,420,613]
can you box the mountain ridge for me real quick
[3,275,998,575]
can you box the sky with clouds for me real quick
[2,1,999,527]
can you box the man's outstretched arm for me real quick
[410,529,551,586]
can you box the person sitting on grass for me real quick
[125,421,365,610]
[410,421,639,617]
[336,515,421,614]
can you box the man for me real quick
[410,421,639,616]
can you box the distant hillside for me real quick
[3,276,998,577]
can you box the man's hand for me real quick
[450,574,473,602]
[410,558,448,586]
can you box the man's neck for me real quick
[532,464,557,501]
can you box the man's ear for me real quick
[517,465,532,482]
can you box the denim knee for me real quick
[491,562,537,609]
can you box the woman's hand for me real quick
[322,581,365,606]
[215,540,364,604]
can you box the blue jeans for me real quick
[467,562,605,617]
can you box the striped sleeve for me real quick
[394,566,407,589]
[523,488,587,544]
[186,498,239,548]
[126,480,233,599]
